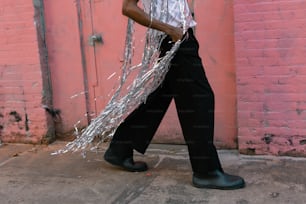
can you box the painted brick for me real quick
[0,0,53,144]
[234,0,306,156]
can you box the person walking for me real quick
[104,0,245,190]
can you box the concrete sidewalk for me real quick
[0,142,305,204]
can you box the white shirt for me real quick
[142,0,197,29]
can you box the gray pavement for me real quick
[0,141,306,204]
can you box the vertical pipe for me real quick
[76,0,91,124]
[32,0,56,143]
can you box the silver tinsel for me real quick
[53,0,188,155]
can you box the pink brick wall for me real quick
[0,0,54,144]
[234,0,306,156]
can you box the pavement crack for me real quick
[111,175,156,204]
[0,157,18,168]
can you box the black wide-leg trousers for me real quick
[109,29,222,174]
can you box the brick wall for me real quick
[234,0,306,156]
[0,0,54,144]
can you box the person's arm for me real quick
[187,0,195,17]
[122,0,183,42]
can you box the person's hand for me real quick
[167,27,184,42]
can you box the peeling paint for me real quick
[263,134,275,144]
[25,113,29,131]
[296,108,303,115]
[9,111,22,122]
[288,138,293,146]
[246,148,256,155]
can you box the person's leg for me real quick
[106,34,177,157]
[109,81,173,155]
[171,30,222,174]
[172,29,245,189]
[104,64,175,171]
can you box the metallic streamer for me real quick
[53,0,188,155]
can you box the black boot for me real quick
[192,169,245,190]
[104,148,148,172]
